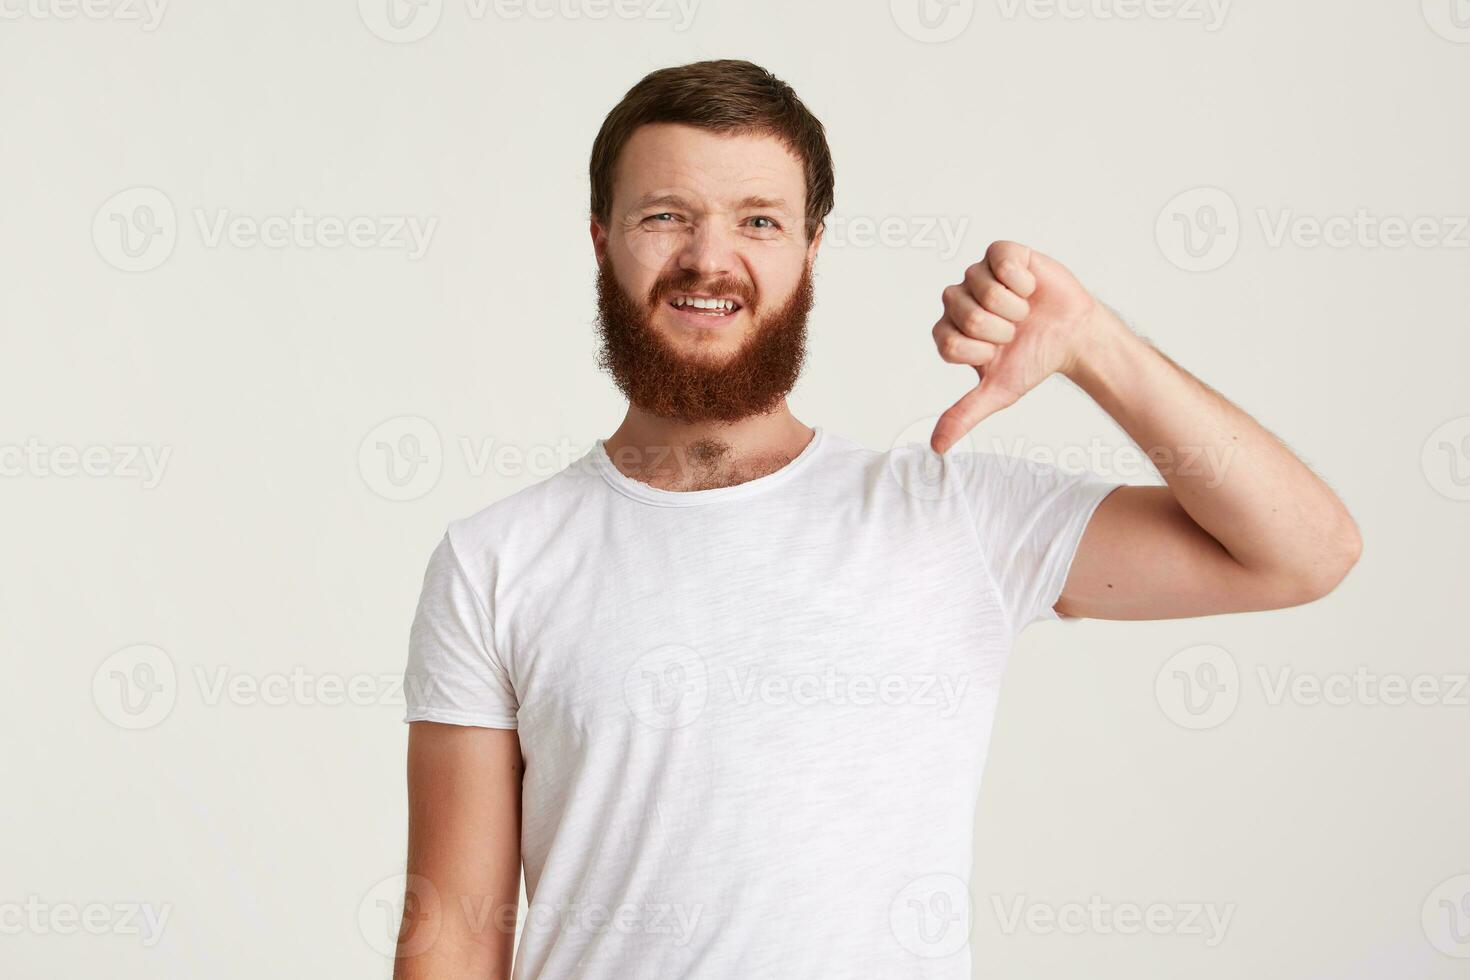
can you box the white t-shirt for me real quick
[404,428,1120,979]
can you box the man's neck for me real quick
[602,403,816,492]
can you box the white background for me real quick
[3,0,1468,976]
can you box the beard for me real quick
[594,254,814,425]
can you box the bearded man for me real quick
[396,59,1360,980]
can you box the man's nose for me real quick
[676,220,738,280]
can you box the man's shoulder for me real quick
[440,447,602,562]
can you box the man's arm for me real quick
[930,241,1362,620]
[395,722,522,980]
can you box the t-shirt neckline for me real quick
[591,427,826,507]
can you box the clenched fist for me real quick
[930,241,1105,453]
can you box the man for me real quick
[396,60,1360,979]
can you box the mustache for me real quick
[646,271,757,309]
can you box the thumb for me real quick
[929,370,1020,454]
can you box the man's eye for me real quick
[748,216,778,230]
[645,213,678,224]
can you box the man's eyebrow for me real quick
[631,193,695,211]
[734,195,791,212]
[627,193,794,212]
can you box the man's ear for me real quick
[806,222,824,262]
[590,219,608,265]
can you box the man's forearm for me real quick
[1064,306,1362,596]
[395,723,522,980]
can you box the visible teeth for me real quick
[673,296,735,312]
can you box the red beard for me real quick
[594,256,814,424]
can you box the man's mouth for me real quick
[666,294,744,318]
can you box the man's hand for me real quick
[924,238,1360,619]
[930,240,1100,453]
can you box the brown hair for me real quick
[589,60,835,241]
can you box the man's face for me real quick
[592,123,822,423]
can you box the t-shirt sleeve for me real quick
[403,532,519,729]
[960,451,1123,633]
